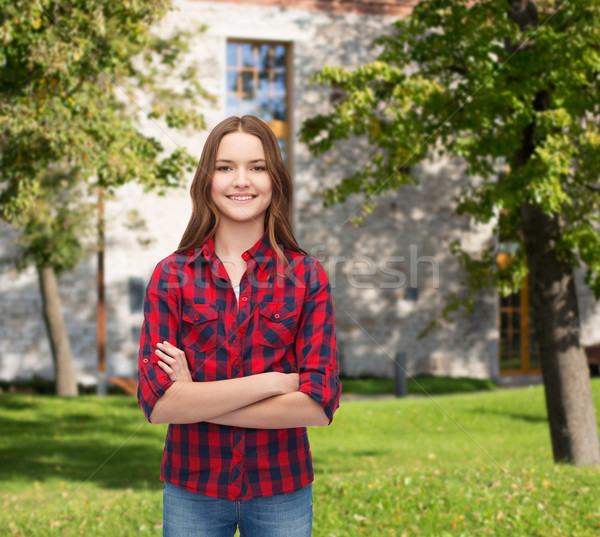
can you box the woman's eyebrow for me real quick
[215,158,266,164]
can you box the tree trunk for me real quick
[37,265,78,396]
[520,204,600,465]
[507,0,600,466]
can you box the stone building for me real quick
[1,0,599,387]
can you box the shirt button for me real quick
[143,358,149,364]
[234,359,240,366]
[194,315,199,321]
[242,252,249,260]
[241,296,248,302]
[239,326,246,334]
[274,313,280,319]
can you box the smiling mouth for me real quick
[227,195,257,201]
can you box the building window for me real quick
[498,274,540,375]
[495,193,540,375]
[226,41,291,164]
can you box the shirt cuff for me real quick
[298,371,337,424]
[137,367,174,422]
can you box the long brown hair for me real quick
[178,116,307,270]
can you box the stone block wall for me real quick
[1,0,598,384]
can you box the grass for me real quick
[1,380,599,536]
[340,375,497,396]
[0,374,498,397]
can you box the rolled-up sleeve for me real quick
[137,259,179,421]
[295,259,342,424]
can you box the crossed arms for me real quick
[148,341,329,428]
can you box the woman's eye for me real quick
[251,166,266,172]
[216,166,232,171]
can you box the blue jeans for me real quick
[162,481,313,537]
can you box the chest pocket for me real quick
[258,302,298,348]
[180,303,219,352]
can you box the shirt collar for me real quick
[191,228,274,271]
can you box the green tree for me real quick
[301,0,600,465]
[0,1,210,395]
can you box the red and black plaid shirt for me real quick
[137,229,341,500]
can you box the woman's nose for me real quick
[232,169,251,187]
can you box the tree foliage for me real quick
[0,0,211,271]
[301,0,600,316]
[0,0,211,396]
[301,0,600,465]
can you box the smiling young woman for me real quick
[137,116,342,537]
[211,132,272,230]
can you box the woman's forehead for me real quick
[216,132,265,161]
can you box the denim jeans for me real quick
[162,481,313,537]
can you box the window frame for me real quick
[498,268,541,375]
[225,39,293,172]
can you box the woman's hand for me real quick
[156,341,193,382]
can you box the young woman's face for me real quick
[211,131,273,226]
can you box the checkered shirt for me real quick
[137,230,341,500]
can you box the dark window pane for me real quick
[241,71,255,95]
[500,332,509,355]
[529,352,539,369]
[258,44,270,68]
[241,43,254,66]
[257,99,273,121]
[512,312,520,331]
[273,97,286,120]
[500,312,508,329]
[227,43,239,67]
[530,329,537,347]
[257,95,270,108]
[274,72,286,94]
[227,71,238,93]
[274,45,286,68]
[512,333,521,356]
[257,72,271,94]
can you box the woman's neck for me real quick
[214,219,265,260]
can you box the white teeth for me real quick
[229,195,255,201]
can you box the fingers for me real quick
[157,360,174,374]
[155,341,193,383]
[156,341,186,358]
[155,347,176,363]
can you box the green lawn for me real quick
[340,375,497,396]
[1,380,599,536]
